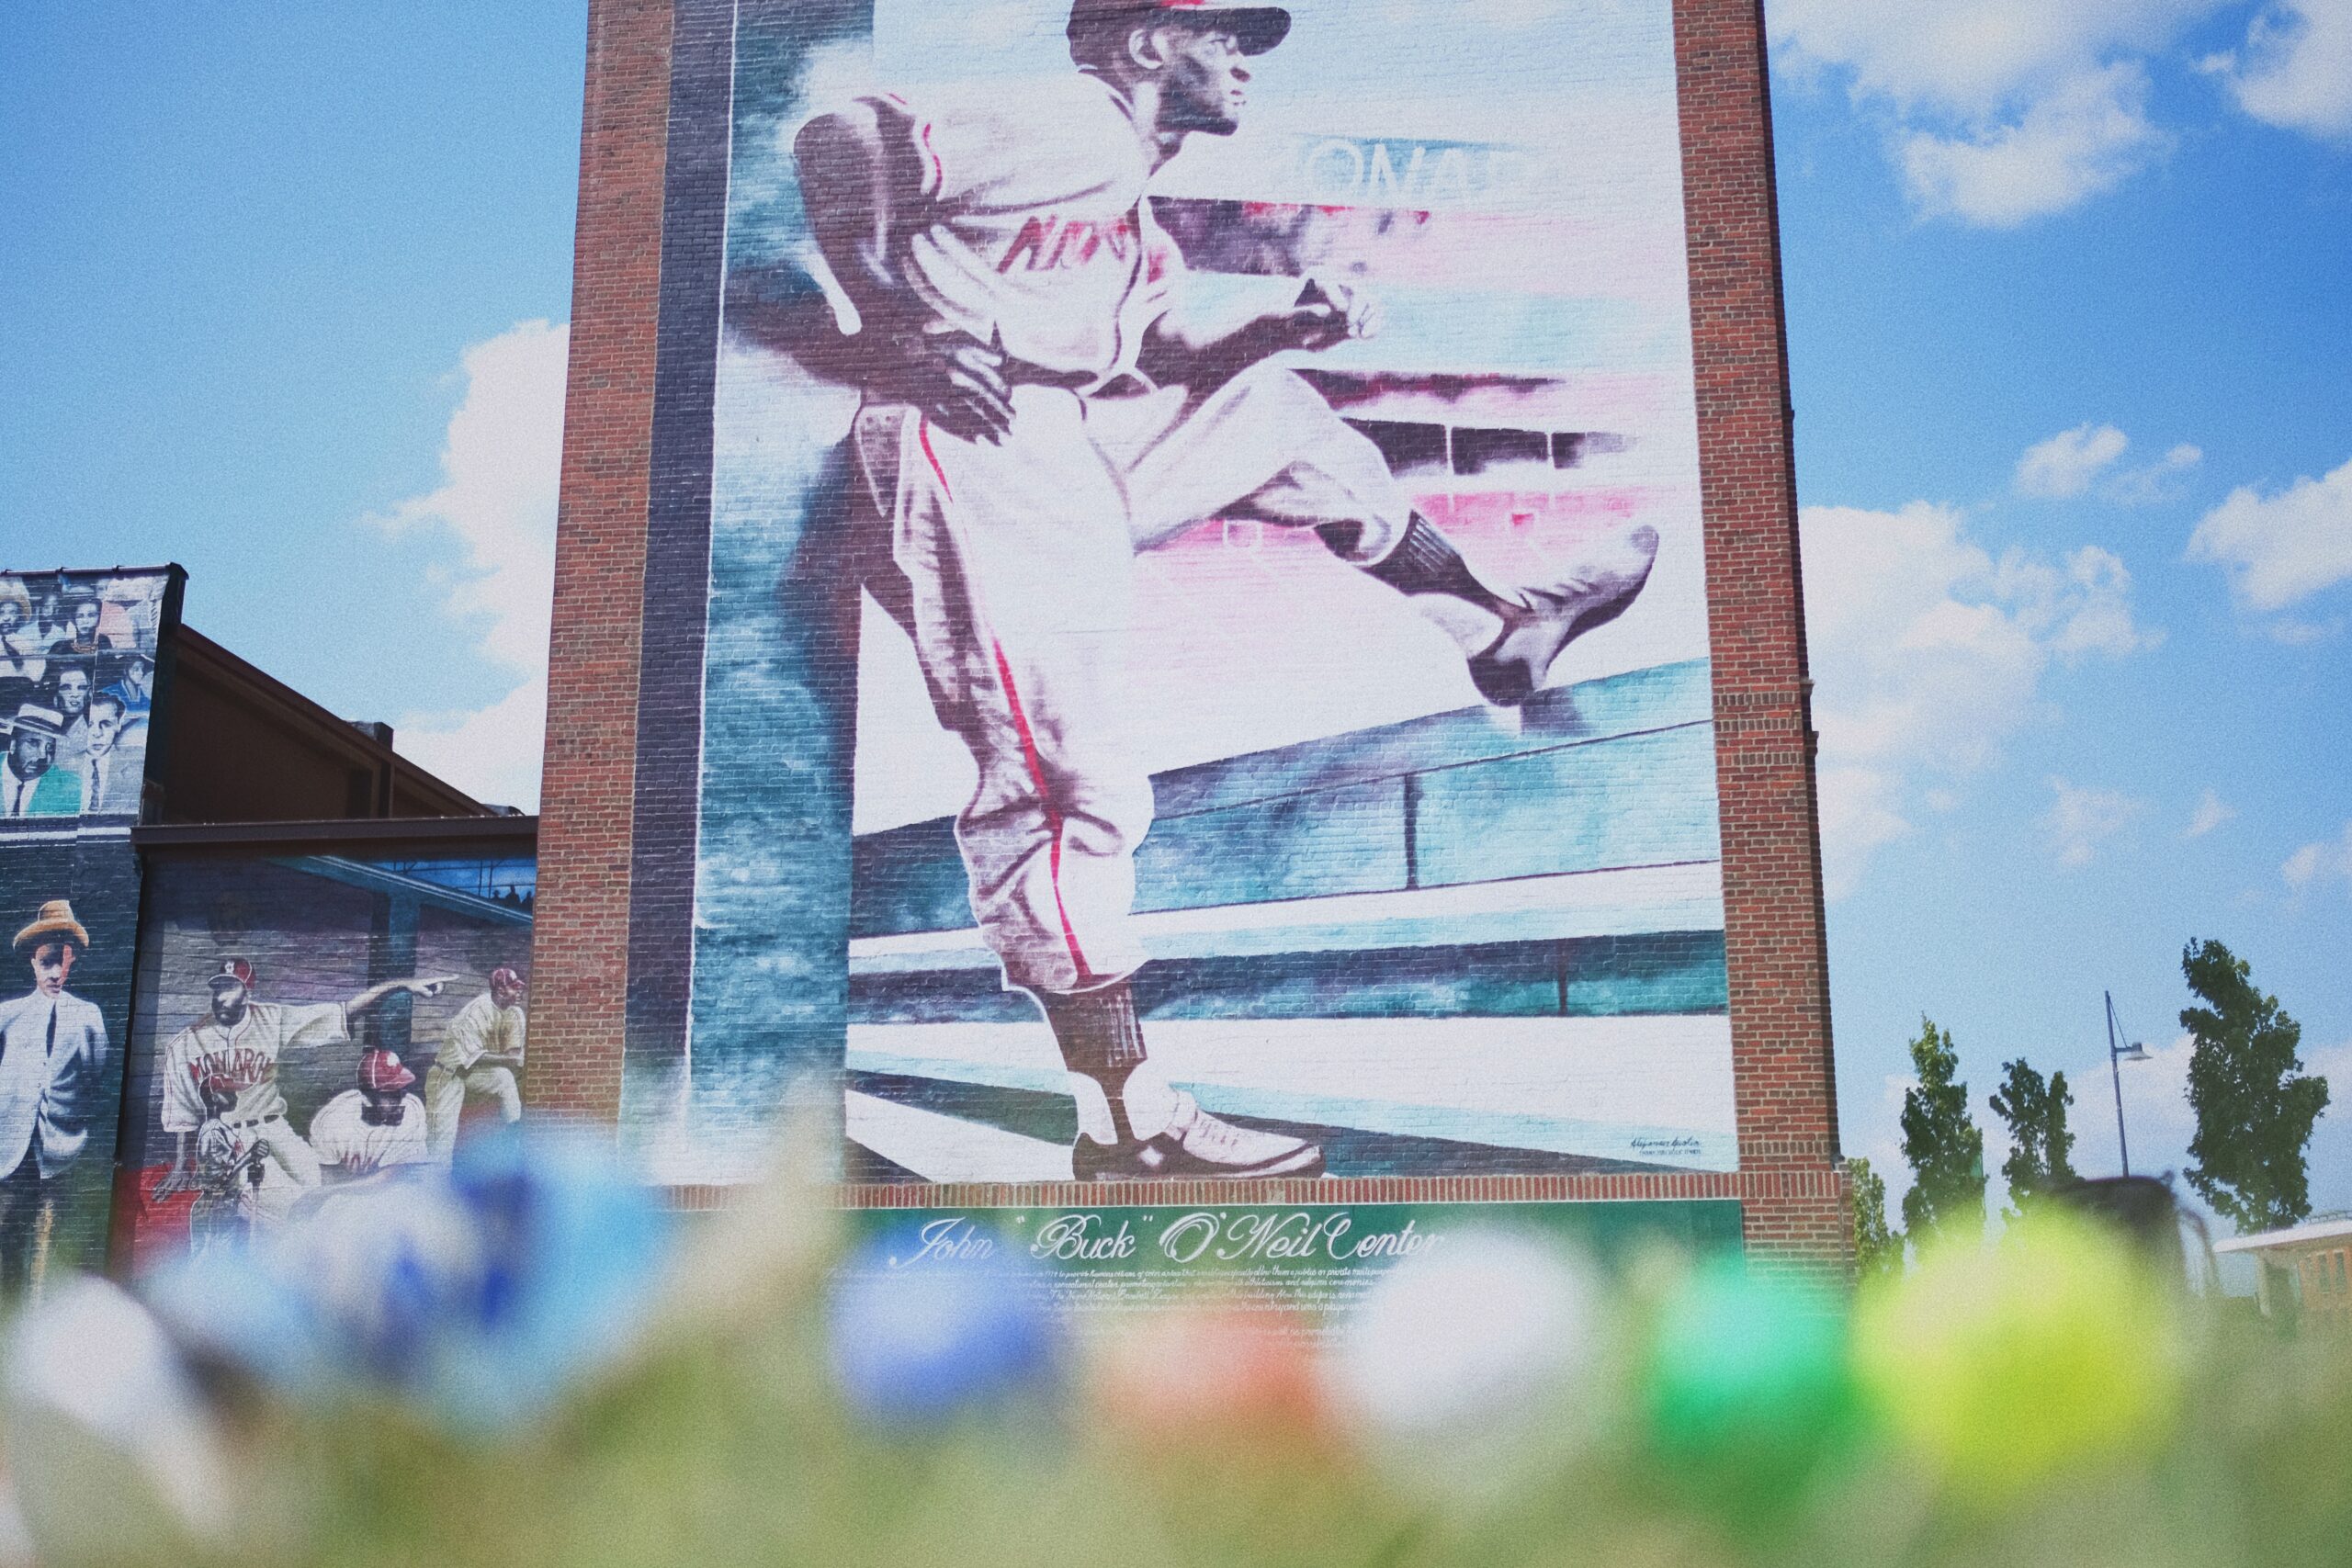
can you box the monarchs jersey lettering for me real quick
[161,1000,348,1133]
[862,73,1182,384]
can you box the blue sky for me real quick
[3,0,2346,1230]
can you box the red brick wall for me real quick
[534,0,1849,1277]
[526,0,672,1121]
[1676,0,1849,1279]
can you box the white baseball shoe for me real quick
[1072,1093,1326,1181]
[1468,523,1661,707]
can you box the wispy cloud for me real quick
[2185,788,2237,839]
[2017,423,2201,502]
[2018,423,2132,497]
[369,320,567,810]
[2283,820,2352,893]
[2043,776,2145,867]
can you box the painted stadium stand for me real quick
[844,658,1734,1185]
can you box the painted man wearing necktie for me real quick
[1,706,82,818]
[0,901,110,1294]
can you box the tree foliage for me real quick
[1847,1156,1904,1284]
[1989,1058,2078,1218]
[1899,1018,1985,1242]
[2180,939,2331,1233]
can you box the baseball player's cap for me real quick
[1068,0,1293,56]
[359,1047,416,1093]
[206,957,254,991]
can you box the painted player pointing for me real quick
[797,0,1659,1182]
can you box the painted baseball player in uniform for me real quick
[310,1048,432,1181]
[153,957,452,1224]
[423,965,526,1165]
[795,0,1657,1181]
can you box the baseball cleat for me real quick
[1467,524,1661,707]
[1072,1093,1326,1181]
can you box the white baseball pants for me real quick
[424,1062,523,1165]
[856,365,1411,997]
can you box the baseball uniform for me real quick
[423,989,524,1163]
[825,75,1411,996]
[308,1090,431,1177]
[159,1000,340,1216]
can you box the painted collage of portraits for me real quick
[0,567,178,1292]
[627,0,1735,1197]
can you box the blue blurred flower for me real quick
[827,1226,1059,1427]
[144,1123,673,1434]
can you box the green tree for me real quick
[1847,1156,1904,1285]
[2180,939,2332,1232]
[1899,1018,1985,1243]
[1989,1058,2078,1218]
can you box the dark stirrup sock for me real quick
[1326,514,1511,614]
[1038,982,1150,1138]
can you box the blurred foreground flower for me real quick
[0,1278,235,1568]
[828,1225,1060,1426]
[1643,1259,1860,1529]
[1855,1212,2184,1501]
[144,1126,673,1433]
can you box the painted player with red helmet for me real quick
[795,0,1657,1181]
[153,957,453,1221]
[310,1047,433,1182]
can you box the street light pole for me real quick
[2107,990,2149,1177]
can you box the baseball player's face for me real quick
[28,942,73,998]
[210,982,248,1025]
[1153,24,1251,136]
[492,974,526,1009]
[360,1086,405,1123]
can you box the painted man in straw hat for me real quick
[0,901,111,1293]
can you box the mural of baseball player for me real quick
[310,1047,433,1182]
[153,957,453,1227]
[423,965,525,1165]
[0,902,111,1294]
[792,0,1659,1181]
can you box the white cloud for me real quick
[2107,443,2205,504]
[2187,455,2352,613]
[1770,0,2224,111]
[2043,776,2145,866]
[1770,1,2227,222]
[1901,63,2170,227]
[2018,423,2132,497]
[2213,1,2352,139]
[1801,502,2158,896]
[369,320,567,810]
[392,674,549,816]
[2283,820,2352,891]
[2186,788,2236,839]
